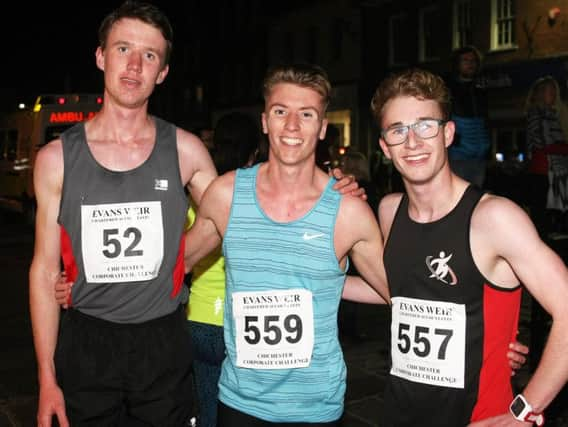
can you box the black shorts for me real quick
[55,306,193,426]
[217,401,341,427]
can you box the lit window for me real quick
[491,0,516,50]
[453,0,472,49]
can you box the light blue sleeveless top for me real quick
[218,163,348,422]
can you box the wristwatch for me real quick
[509,394,545,426]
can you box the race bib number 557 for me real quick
[390,296,466,389]
[81,201,164,283]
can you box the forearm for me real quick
[343,275,388,304]
[522,317,568,413]
[29,263,61,387]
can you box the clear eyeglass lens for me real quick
[385,120,441,145]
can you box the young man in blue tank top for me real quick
[184,64,391,426]
[345,68,568,426]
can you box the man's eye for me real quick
[416,121,434,131]
[145,52,156,61]
[390,127,406,136]
[273,109,286,116]
[118,46,128,53]
[301,111,315,119]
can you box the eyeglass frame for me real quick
[380,118,448,146]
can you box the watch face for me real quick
[511,396,526,416]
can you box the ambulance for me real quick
[0,94,103,224]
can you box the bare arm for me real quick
[474,196,568,421]
[342,275,389,304]
[177,128,218,205]
[29,141,69,427]
[185,172,234,272]
[335,197,390,304]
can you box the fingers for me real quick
[56,409,70,427]
[350,188,368,200]
[509,341,529,355]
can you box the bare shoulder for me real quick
[176,127,211,165]
[336,193,380,243]
[198,170,237,235]
[176,127,217,202]
[472,192,541,256]
[472,193,532,230]
[200,170,236,212]
[378,192,404,238]
[34,139,64,185]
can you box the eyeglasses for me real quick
[381,119,447,146]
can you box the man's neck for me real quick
[256,160,327,222]
[405,174,468,223]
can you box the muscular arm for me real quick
[176,128,218,205]
[185,172,234,272]
[336,197,390,304]
[29,141,69,426]
[475,196,568,417]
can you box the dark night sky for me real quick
[0,1,220,111]
[1,1,316,112]
[1,2,106,110]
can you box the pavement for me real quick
[0,209,567,427]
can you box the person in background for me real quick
[525,75,568,239]
[524,76,568,396]
[186,111,262,427]
[446,45,491,188]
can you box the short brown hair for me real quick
[262,63,332,109]
[98,1,174,65]
[370,68,451,125]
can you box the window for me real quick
[491,0,516,50]
[389,13,411,66]
[0,129,18,161]
[419,5,441,62]
[453,0,472,49]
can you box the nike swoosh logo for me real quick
[303,232,325,241]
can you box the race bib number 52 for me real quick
[232,289,314,370]
[390,296,466,388]
[81,201,164,283]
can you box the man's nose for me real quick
[285,113,300,130]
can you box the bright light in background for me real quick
[18,103,26,110]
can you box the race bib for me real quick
[390,296,466,388]
[81,201,164,283]
[232,289,314,369]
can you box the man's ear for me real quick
[261,112,268,134]
[443,120,456,148]
[319,118,328,140]
[379,138,392,159]
[95,47,105,71]
[156,64,169,85]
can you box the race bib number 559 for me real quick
[232,289,314,370]
[81,201,164,283]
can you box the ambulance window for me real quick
[0,129,18,161]
[6,130,17,161]
[42,125,73,146]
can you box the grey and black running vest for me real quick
[58,116,189,323]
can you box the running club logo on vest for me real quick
[425,251,458,285]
